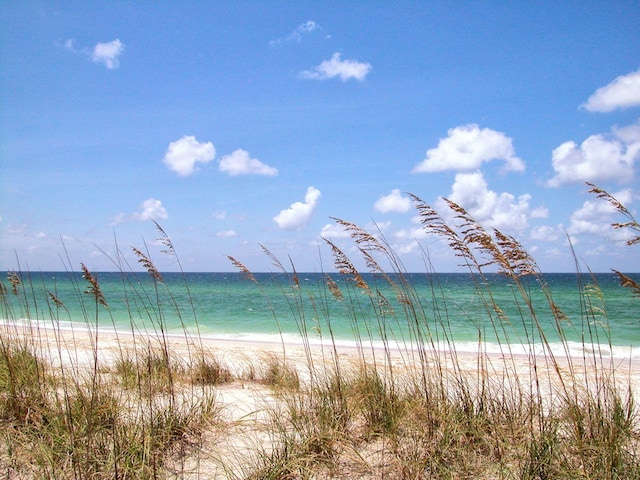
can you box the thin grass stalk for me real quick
[409,195,505,403]
[312,271,351,411]
[331,217,411,375]
[80,263,108,433]
[260,245,319,387]
[131,245,176,409]
[226,254,291,374]
[153,221,206,370]
[320,237,370,367]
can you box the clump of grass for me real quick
[258,352,300,391]
[351,365,402,437]
[114,344,180,396]
[0,339,47,423]
[0,330,220,479]
[192,351,234,386]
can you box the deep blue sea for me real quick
[2,271,639,358]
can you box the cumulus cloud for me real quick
[163,136,215,176]
[568,189,634,240]
[547,121,640,187]
[374,189,411,213]
[269,20,321,46]
[530,225,561,242]
[319,222,351,239]
[613,119,640,144]
[92,39,124,69]
[112,198,168,225]
[444,172,531,230]
[530,206,549,219]
[133,198,168,221]
[300,53,371,82]
[582,69,640,112]
[412,124,524,173]
[388,225,432,255]
[219,149,278,176]
[273,187,321,230]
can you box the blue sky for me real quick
[1,1,639,273]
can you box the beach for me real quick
[3,321,639,478]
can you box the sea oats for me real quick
[226,255,257,283]
[325,274,343,301]
[259,243,300,287]
[494,229,538,277]
[408,193,479,269]
[442,197,505,271]
[153,220,176,256]
[47,291,65,310]
[322,237,370,291]
[80,263,108,308]
[131,247,164,282]
[7,272,21,296]
[612,270,640,298]
[587,182,640,246]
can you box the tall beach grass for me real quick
[0,185,638,478]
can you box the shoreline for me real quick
[3,320,639,400]
[4,316,639,359]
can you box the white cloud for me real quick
[215,230,237,238]
[389,226,432,255]
[62,38,124,69]
[163,136,215,176]
[132,198,168,222]
[444,172,531,230]
[613,119,640,144]
[374,189,411,213]
[530,225,561,242]
[92,39,124,69]
[547,122,639,186]
[568,189,634,240]
[412,124,524,173]
[111,198,168,225]
[270,20,320,46]
[212,210,227,220]
[582,69,640,112]
[530,206,549,219]
[300,53,372,82]
[319,223,351,239]
[394,226,429,242]
[219,149,278,176]
[274,186,321,230]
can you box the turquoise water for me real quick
[2,271,639,358]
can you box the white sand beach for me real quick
[3,322,639,478]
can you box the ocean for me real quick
[2,271,639,359]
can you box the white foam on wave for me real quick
[196,330,640,360]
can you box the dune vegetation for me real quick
[1,185,639,479]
